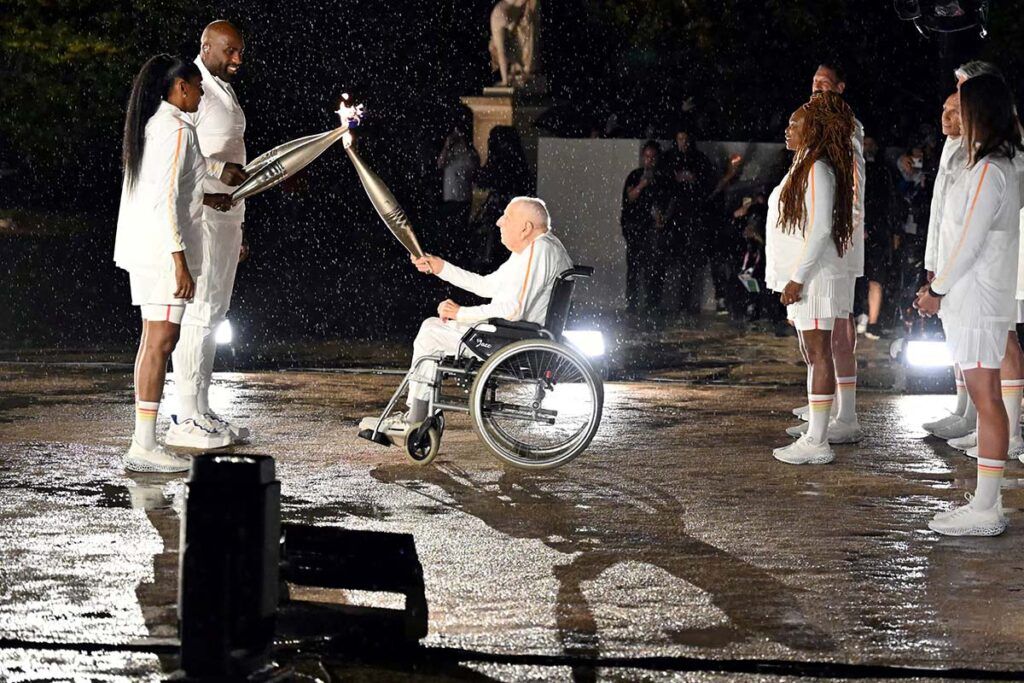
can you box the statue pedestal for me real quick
[461,87,551,175]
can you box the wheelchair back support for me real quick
[459,266,593,360]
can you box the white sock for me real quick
[954,377,968,416]
[178,393,199,421]
[808,393,834,443]
[974,457,1005,509]
[134,400,159,450]
[1001,380,1024,442]
[836,375,857,424]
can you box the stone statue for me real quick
[489,0,540,88]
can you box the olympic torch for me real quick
[344,138,425,259]
[230,97,365,204]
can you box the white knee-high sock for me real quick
[962,396,977,423]
[134,400,159,450]
[1001,380,1024,441]
[836,375,857,423]
[974,457,1005,509]
[808,393,834,443]
[197,329,217,415]
[954,377,968,416]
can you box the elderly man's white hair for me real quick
[510,196,551,231]
[955,60,1003,82]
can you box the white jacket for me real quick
[765,160,847,292]
[932,155,1020,326]
[114,101,205,275]
[192,56,247,224]
[437,232,574,325]
[924,136,968,272]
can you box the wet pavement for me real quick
[2,358,1024,681]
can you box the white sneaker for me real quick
[124,439,190,473]
[933,492,1002,522]
[205,411,250,443]
[922,413,963,436]
[773,434,835,465]
[947,430,977,452]
[932,416,977,441]
[856,313,868,335]
[358,412,416,440]
[928,497,1007,536]
[965,436,1024,460]
[165,415,232,449]
[792,404,809,420]
[785,419,862,443]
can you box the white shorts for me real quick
[792,317,836,332]
[129,268,189,307]
[140,304,185,324]
[943,322,1006,370]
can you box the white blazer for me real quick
[924,136,968,273]
[437,232,574,325]
[847,118,866,278]
[114,101,205,276]
[192,56,247,223]
[932,155,1020,326]
[765,160,847,292]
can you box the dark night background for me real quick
[1,1,1019,355]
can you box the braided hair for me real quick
[779,91,856,256]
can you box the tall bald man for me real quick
[167,20,251,448]
[359,197,573,439]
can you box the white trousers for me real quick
[407,317,469,405]
[173,214,242,398]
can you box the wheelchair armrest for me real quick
[484,318,544,334]
[461,319,550,360]
[558,266,594,281]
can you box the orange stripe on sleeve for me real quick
[167,127,184,248]
[932,162,990,290]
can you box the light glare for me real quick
[215,320,233,345]
[564,330,605,357]
[906,340,952,367]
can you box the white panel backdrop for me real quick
[536,138,787,311]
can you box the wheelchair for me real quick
[358,266,604,470]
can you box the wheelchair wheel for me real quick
[469,339,603,470]
[405,424,440,466]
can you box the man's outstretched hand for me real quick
[438,299,460,322]
[412,254,444,275]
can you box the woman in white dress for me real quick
[916,73,1024,536]
[765,91,857,465]
[113,54,232,472]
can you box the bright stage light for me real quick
[564,330,605,357]
[215,320,234,345]
[906,340,952,367]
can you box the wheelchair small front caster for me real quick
[405,421,441,466]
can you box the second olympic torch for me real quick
[344,141,425,259]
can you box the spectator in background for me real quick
[861,135,900,339]
[621,140,668,323]
[437,125,479,263]
[473,125,533,267]
[708,153,745,314]
[660,128,715,317]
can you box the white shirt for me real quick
[437,231,574,325]
[931,155,1020,326]
[114,101,205,275]
[924,136,968,272]
[192,56,247,223]
[765,160,846,292]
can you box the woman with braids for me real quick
[765,91,856,465]
[113,54,232,473]
[915,73,1023,536]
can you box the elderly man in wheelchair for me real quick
[358,196,603,469]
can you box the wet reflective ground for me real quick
[1,363,1023,680]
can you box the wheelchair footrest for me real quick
[358,429,393,447]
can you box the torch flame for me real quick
[336,93,365,128]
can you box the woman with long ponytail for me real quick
[113,54,232,472]
[917,73,1024,536]
[765,91,856,465]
